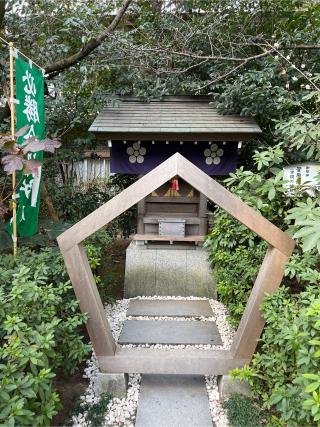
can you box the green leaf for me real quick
[306,382,320,393]
[268,187,276,200]
[304,374,320,380]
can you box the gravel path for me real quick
[71,297,232,427]
[107,297,234,350]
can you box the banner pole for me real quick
[9,42,17,256]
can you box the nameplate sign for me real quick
[159,219,186,237]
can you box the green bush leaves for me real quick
[0,247,95,425]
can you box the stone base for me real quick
[94,372,128,398]
[218,375,252,399]
[124,242,216,298]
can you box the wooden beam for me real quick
[176,155,295,256]
[199,192,208,235]
[57,154,178,252]
[62,244,116,356]
[231,246,290,358]
[58,153,294,256]
[97,348,250,375]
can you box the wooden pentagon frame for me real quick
[57,153,295,375]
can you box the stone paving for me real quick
[127,299,214,317]
[135,374,214,427]
[118,319,222,345]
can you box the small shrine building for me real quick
[89,96,262,244]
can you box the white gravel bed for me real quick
[104,374,141,426]
[105,296,235,350]
[206,376,229,427]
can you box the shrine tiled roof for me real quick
[89,96,262,141]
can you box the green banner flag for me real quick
[14,56,45,236]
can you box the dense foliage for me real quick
[204,36,320,427]
[205,80,319,426]
[223,395,262,427]
[0,230,110,425]
[42,159,137,236]
[231,286,320,426]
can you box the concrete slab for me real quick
[124,245,156,296]
[124,242,216,298]
[135,374,213,427]
[155,249,187,296]
[127,299,213,317]
[118,320,222,345]
[186,250,216,298]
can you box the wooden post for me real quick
[9,42,17,256]
[137,174,146,234]
[62,243,116,356]
[198,192,208,235]
[41,181,59,222]
[137,199,146,234]
[231,246,289,358]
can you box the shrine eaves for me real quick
[89,96,262,176]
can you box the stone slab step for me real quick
[127,299,213,317]
[135,374,214,427]
[118,319,222,345]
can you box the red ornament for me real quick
[171,177,180,191]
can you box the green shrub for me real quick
[205,210,266,327]
[0,265,90,426]
[223,395,262,427]
[231,286,320,426]
[205,154,320,426]
[0,230,111,425]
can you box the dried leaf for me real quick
[0,135,13,149]
[16,125,31,137]
[23,139,45,154]
[2,154,24,174]
[3,141,19,153]
[24,159,42,175]
[42,137,61,153]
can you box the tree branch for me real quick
[197,61,250,90]
[45,0,132,78]
[121,43,274,63]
